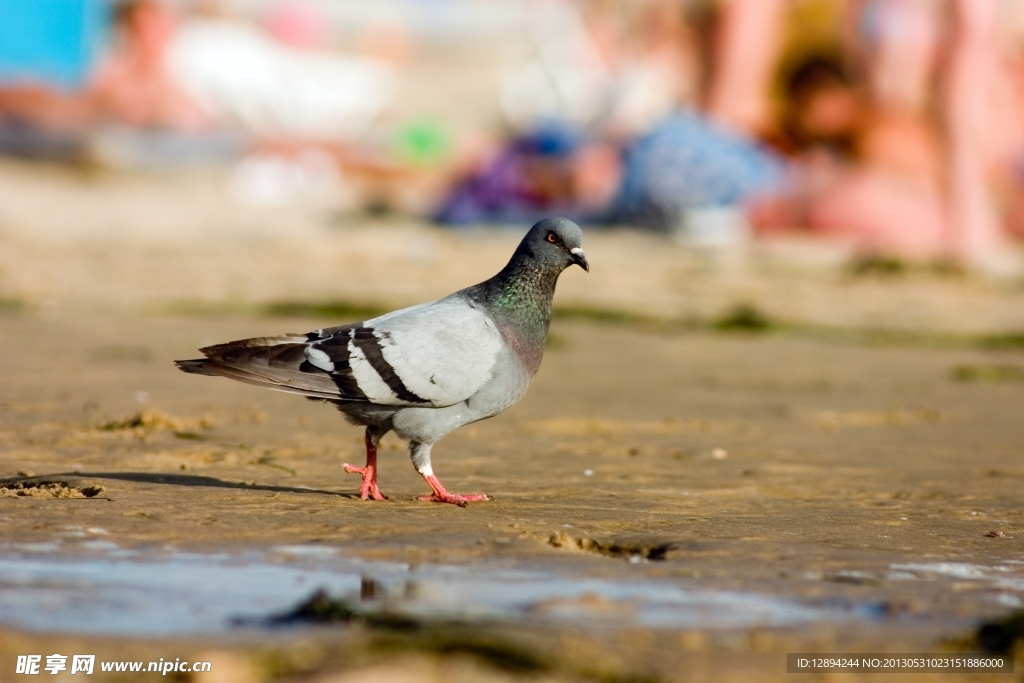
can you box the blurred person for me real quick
[92,0,209,130]
[0,0,214,161]
[435,122,594,225]
[608,110,788,232]
[439,0,713,227]
[0,0,103,158]
[744,0,945,257]
[165,10,394,141]
[599,0,791,234]
[0,0,106,139]
[813,0,948,258]
[758,0,1013,264]
[980,2,1024,243]
[441,0,620,223]
[0,0,210,131]
[706,0,787,136]
[795,66,950,255]
[941,0,1006,264]
[778,55,860,155]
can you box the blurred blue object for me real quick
[0,0,109,90]
[609,111,787,231]
[434,122,586,226]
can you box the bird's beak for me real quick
[570,247,589,272]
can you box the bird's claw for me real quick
[342,462,387,501]
[418,472,490,506]
[417,492,490,507]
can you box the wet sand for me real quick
[1,161,1023,682]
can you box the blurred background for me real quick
[2,0,1024,332]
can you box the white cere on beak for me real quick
[569,246,589,271]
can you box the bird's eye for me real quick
[546,232,557,243]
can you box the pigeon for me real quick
[175,217,588,506]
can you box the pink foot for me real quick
[343,428,387,501]
[343,462,386,501]
[418,474,490,507]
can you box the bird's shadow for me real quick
[0,472,359,499]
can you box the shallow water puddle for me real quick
[891,562,1024,602]
[0,543,870,637]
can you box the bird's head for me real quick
[524,217,589,272]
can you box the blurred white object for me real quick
[500,1,612,129]
[167,19,394,140]
[227,150,340,206]
[675,206,750,249]
[609,60,685,136]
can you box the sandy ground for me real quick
[1,160,1023,682]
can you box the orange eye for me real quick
[546,232,557,243]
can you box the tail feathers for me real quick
[175,334,350,401]
[199,334,309,359]
[174,359,218,375]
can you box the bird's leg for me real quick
[343,426,387,501]
[410,442,490,507]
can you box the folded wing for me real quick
[175,296,504,408]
